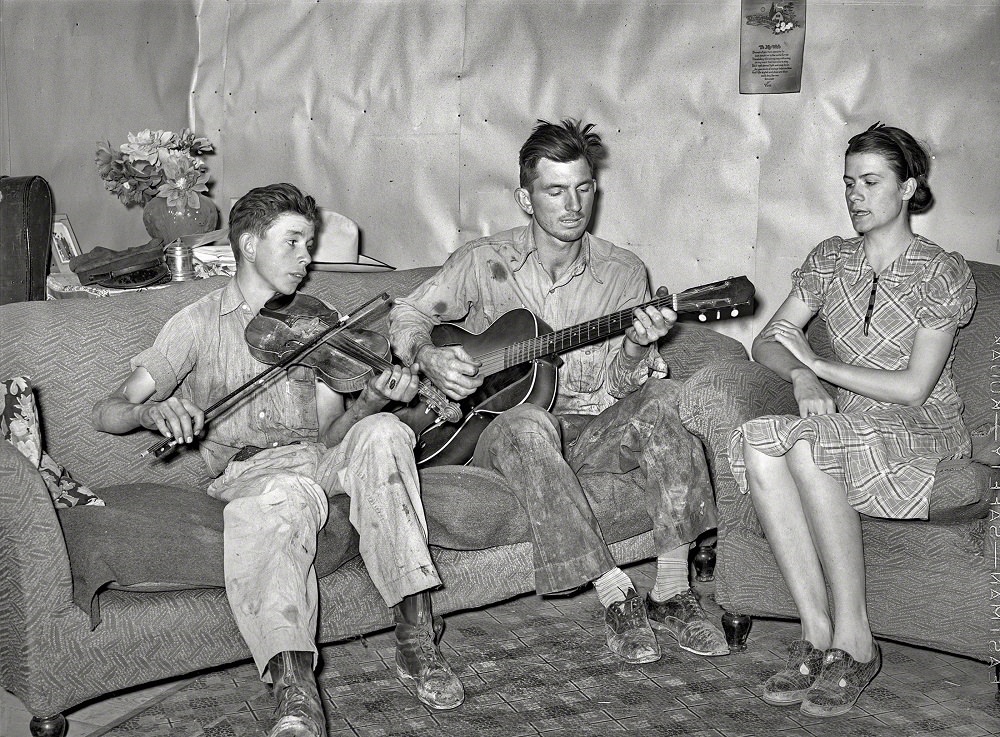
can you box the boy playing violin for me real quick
[92,183,463,737]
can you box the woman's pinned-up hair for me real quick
[846,123,934,214]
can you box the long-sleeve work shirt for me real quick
[389,226,667,416]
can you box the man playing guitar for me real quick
[389,119,728,665]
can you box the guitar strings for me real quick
[460,279,747,377]
[481,292,694,370]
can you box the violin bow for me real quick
[141,292,391,459]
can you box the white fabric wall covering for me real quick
[2,0,199,255]
[2,0,998,348]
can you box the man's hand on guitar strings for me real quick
[625,303,676,353]
[416,344,484,401]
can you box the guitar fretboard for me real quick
[499,292,678,371]
[473,276,752,378]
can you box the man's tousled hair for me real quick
[518,119,606,189]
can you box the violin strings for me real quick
[326,334,394,371]
[324,334,445,400]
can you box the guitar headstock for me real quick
[672,276,756,323]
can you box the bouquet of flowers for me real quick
[96,129,214,209]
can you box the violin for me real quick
[245,292,461,421]
[141,291,459,460]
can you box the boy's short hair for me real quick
[228,183,321,262]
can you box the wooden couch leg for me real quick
[721,611,752,652]
[691,544,716,582]
[29,714,67,737]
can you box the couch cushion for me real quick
[59,463,659,628]
[954,261,1000,466]
[58,469,530,627]
[58,484,361,627]
[926,459,992,523]
[420,466,531,548]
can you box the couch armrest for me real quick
[658,322,748,383]
[0,441,79,695]
[678,359,798,535]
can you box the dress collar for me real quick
[847,235,924,285]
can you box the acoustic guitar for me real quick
[409,275,755,467]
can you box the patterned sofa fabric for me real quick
[0,266,749,720]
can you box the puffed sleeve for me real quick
[789,236,846,311]
[915,251,977,331]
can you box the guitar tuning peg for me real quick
[731,308,739,317]
[698,313,707,322]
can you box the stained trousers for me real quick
[472,378,716,594]
[206,413,440,679]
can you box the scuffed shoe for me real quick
[645,590,729,657]
[267,651,326,737]
[394,593,465,710]
[605,589,661,664]
[800,642,881,718]
[762,639,825,706]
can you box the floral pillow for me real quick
[1,376,104,508]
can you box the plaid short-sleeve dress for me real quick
[729,235,977,519]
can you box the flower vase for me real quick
[142,194,218,245]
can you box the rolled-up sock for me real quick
[650,544,690,603]
[594,567,634,608]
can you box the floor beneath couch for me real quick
[2,560,998,737]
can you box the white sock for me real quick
[650,544,690,602]
[594,567,634,608]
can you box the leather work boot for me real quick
[267,651,326,737]
[393,591,465,710]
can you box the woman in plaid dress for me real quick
[729,125,976,717]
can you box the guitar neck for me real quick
[500,294,674,371]
[497,274,755,374]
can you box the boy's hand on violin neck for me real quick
[367,364,420,404]
[138,397,204,446]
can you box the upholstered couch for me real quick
[678,259,999,663]
[0,266,748,736]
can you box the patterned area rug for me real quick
[87,562,1000,737]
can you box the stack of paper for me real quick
[176,229,237,277]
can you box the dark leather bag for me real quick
[0,175,54,305]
